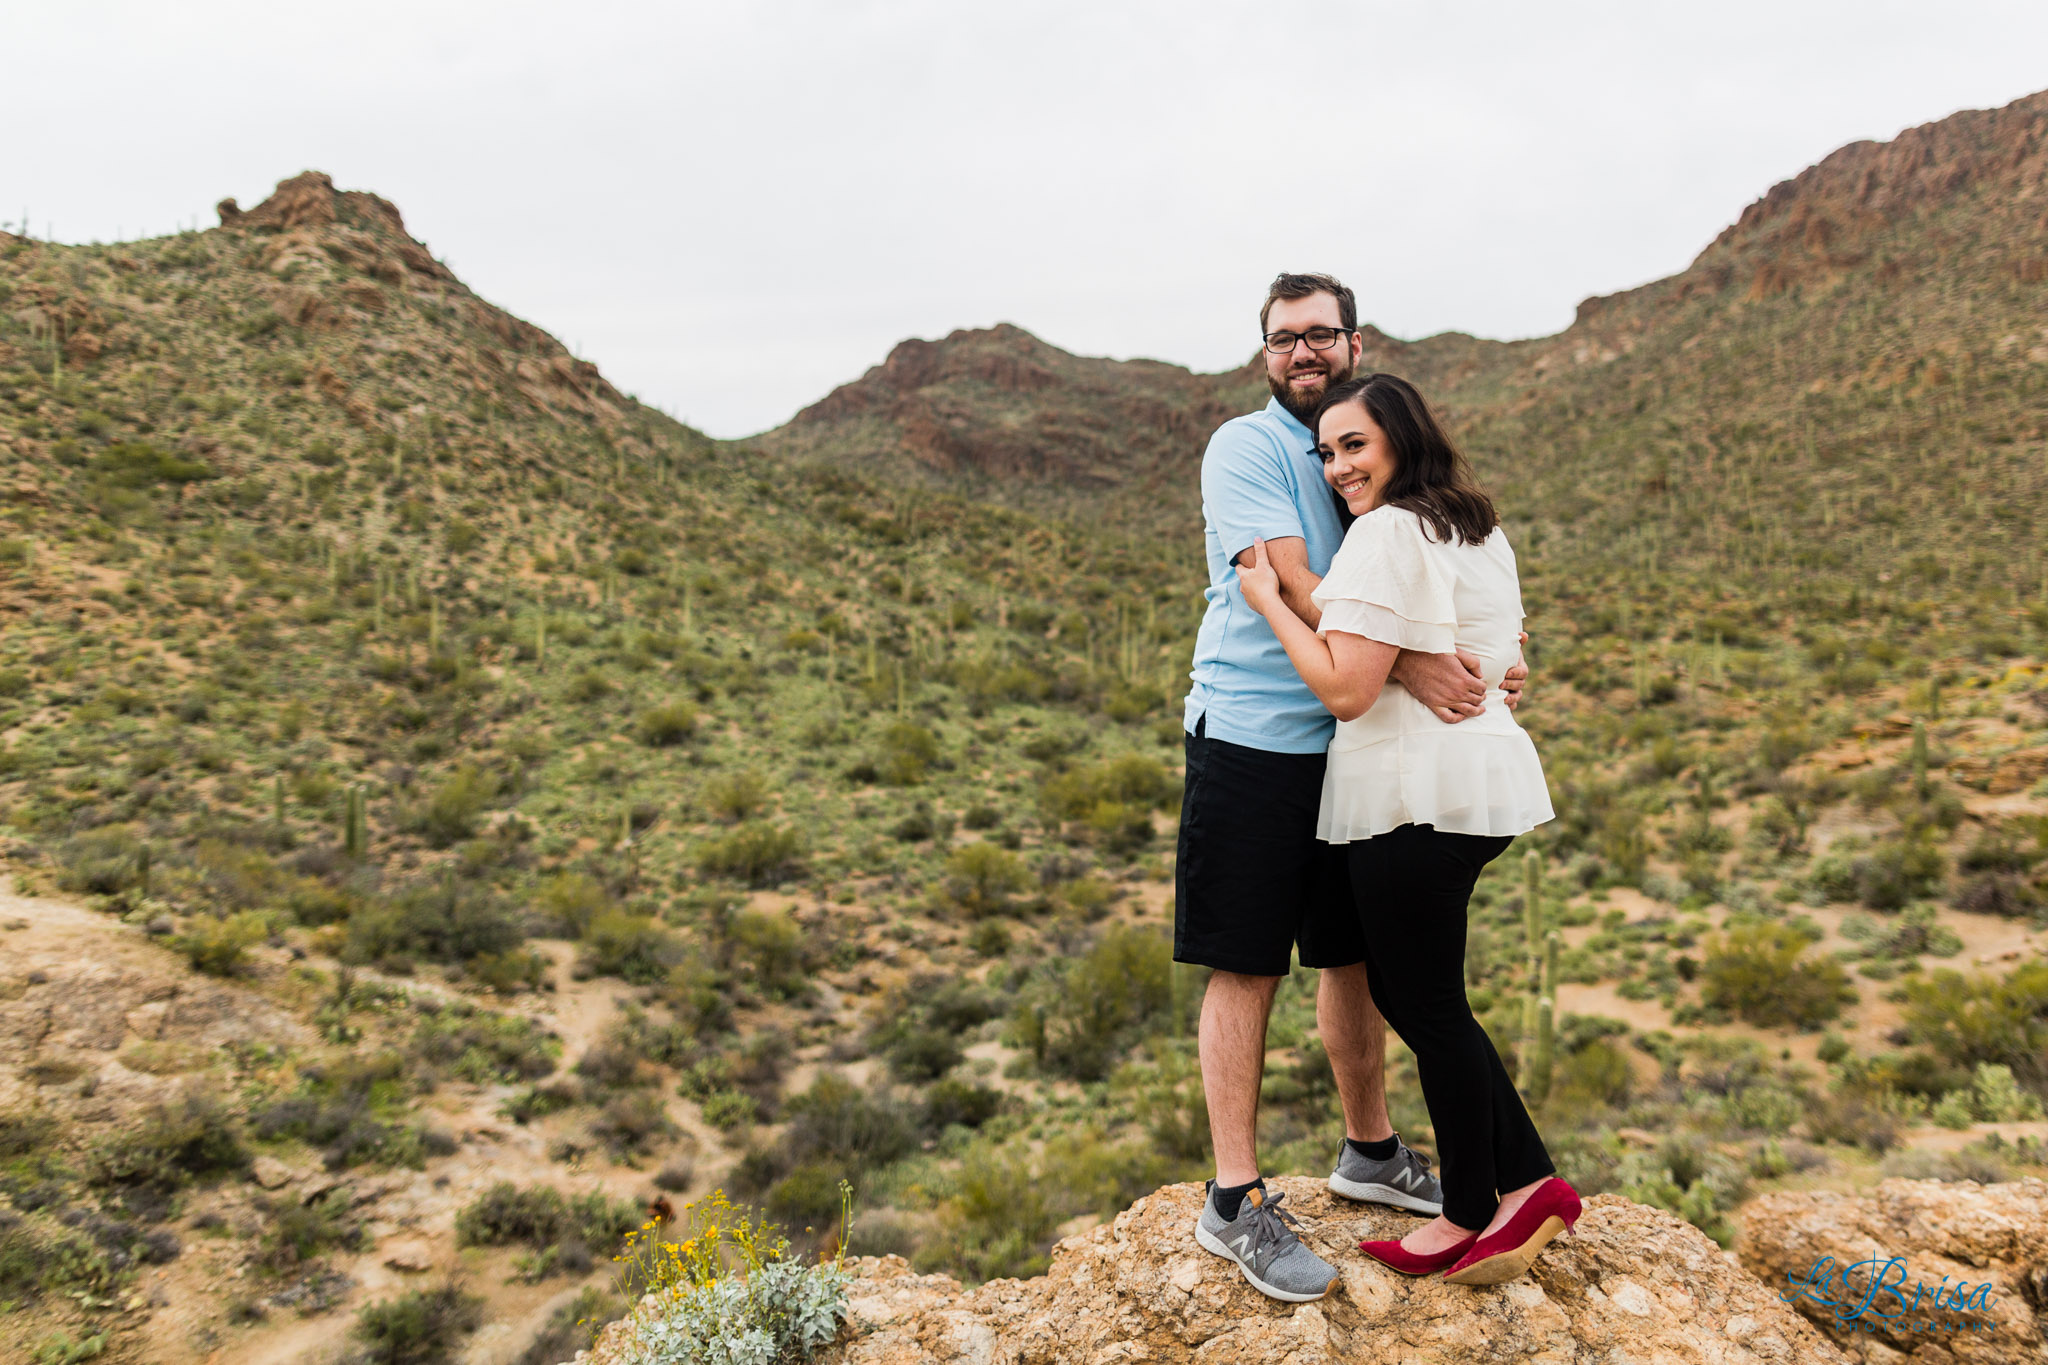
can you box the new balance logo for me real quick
[1390,1166,1431,1193]
[1228,1234,1253,1259]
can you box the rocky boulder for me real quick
[579,1178,1847,1364]
[1740,1178,2048,1365]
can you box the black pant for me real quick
[1347,824,1554,1231]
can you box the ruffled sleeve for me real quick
[1311,508,1456,653]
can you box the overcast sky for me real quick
[11,2,2046,437]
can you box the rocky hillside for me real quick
[579,1178,1849,1365]
[759,322,1260,507]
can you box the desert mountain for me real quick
[766,89,2048,590]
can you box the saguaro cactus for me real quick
[1911,719,1930,799]
[1529,930,1559,1106]
[1518,850,1558,1103]
[343,784,366,859]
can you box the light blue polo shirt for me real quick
[1183,398,1347,754]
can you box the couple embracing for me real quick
[1177,273,1580,1297]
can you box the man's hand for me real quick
[1502,631,1530,712]
[1391,650,1486,723]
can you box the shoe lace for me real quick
[1245,1191,1307,1266]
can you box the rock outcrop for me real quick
[1740,1178,2048,1365]
[580,1178,1848,1365]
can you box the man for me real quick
[1179,272,1527,1302]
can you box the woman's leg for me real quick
[1350,827,1549,1235]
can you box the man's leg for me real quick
[1200,969,1283,1186]
[1316,962,1393,1144]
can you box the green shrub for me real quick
[408,1008,559,1083]
[55,826,145,896]
[923,1078,1005,1131]
[883,1029,961,1082]
[352,1283,485,1365]
[258,1192,363,1269]
[1552,1039,1635,1109]
[563,668,613,703]
[590,1092,674,1156]
[93,1091,248,1195]
[781,1073,916,1174]
[1901,963,2048,1079]
[1811,834,1946,909]
[916,1141,1066,1281]
[875,722,941,786]
[1699,921,1855,1028]
[580,911,679,985]
[455,1182,640,1264]
[1038,753,1175,854]
[345,879,522,966]
[535,871,612,936]
[701,1091,759,1131]
[636,701,698,747]
[0,1110,58,1159]
[91,441,217,495]
[731,909,806,996]
[1027,923,1176,1081]
[941,843,1027,917]
[412,764,497,847]
[697,822,804,887]
[0,1212,115,1306]
[172,910,268,976]
[250,1053,433,1172]
[705,769,769,821]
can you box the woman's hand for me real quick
[1234,538,1284,617]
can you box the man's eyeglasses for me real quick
[1263,326,1354,355]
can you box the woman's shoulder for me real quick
[1344,504,1428,546]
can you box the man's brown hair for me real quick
[1260,272,1358,334]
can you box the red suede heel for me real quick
[1357,1231,1478,1277]
[1442,1179,1582,1286]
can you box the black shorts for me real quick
[1173,716,1366,976]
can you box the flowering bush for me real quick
[621,1258,849,1365]
[611,1189,851,1365]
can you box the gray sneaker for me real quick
[1193,1185,1339,1303]
[1328,1139,1444,1215]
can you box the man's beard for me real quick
[1267,352,1356,425]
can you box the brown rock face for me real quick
[1740,1179,2048,1365]
[231,170,342,231]
[581,1180,1846,1365]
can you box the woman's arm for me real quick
[1236,537,1398,722]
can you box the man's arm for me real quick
[1235,536,1321,628]
[1244,537,1486,722]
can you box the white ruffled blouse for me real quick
[1310,505,1554,842]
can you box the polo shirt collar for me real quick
[1264,396,1312,444]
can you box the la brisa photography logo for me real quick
[1781,1254,1998,1336]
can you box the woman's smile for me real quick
[1318,397,1397,514]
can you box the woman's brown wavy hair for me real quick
[1314,373,1498,546]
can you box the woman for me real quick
[1235,372,1578,1286]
